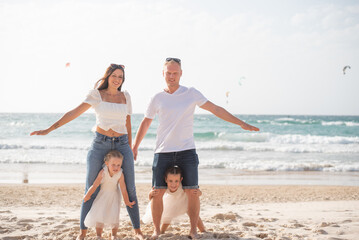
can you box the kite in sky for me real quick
[343,65,351,75]
[225,91,230,104]
[238,76,245,86]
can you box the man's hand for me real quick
[241,123,259,131]
[149,187,160,197]
[132,146,138,161]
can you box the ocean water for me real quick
[1,113,359,185]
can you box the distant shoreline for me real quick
[1,112,359,116]
[1,163,358,186]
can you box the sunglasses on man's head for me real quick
[110,64,125,69]
[166,58,181,64]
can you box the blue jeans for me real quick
[152,149,199,189]
[80,132,140,229]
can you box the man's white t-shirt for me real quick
[145,85,208,153]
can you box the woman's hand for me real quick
[83,194,91,203]
[125,200,136,208]
[241,123,260,131]
[30,129,51,136]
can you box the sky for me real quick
[0,0,358,115]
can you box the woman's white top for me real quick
[84,89,132,134]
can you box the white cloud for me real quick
[291,4,359,31]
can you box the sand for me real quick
[1,184,359,240]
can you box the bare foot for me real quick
[188,232,199,239]
[149,230,160,240]
[134,229,145,240]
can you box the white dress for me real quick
[142,184,188,224]
[84,166,122,228]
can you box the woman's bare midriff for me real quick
[96,126,125,137]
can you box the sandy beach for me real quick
[1,184,359,240]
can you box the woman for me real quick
[31,64,144,240]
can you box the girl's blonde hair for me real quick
[104,150,123,162]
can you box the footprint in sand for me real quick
[17,219,35,225]
[292,223,305,228]
[55,224,66,229]
[2,216,17,222]
[161,233,175,238]
[259,217,278,222]
[255,233,268,238]
[62,218,78,224]
[0,226,11,234]
[0,210,12,214]
[3,237,26,240]
[212,212,240,221]
[314,229,328,234]
[22,225,33,231]
[320,222,333,227]
[242,222,258,227]
[280,223,305,229]
[213,233,231,238]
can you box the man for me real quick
[132,57,259,239]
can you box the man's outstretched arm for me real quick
[200,101,259,131]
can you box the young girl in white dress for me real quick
[84,150,135,240]
[142,165,206,234]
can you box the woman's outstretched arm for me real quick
[30,103,91,136]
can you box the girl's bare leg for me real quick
[112,227,118,237]
[197,217,206,232]
[96,227,103,237]
[160,223,170,234]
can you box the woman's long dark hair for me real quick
[95,64,125,91]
